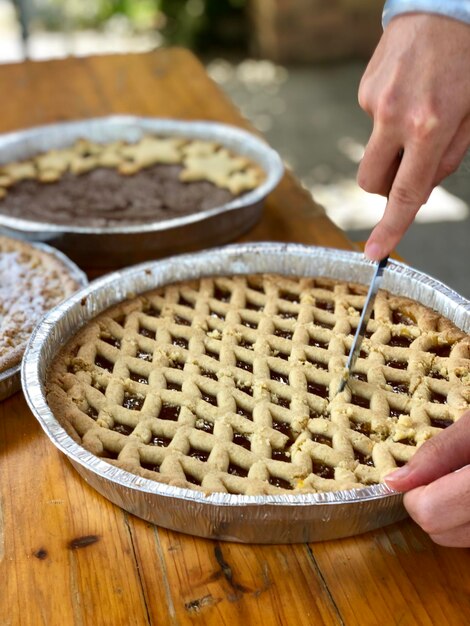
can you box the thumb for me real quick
[384,411,470,492]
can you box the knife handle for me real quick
[378,255,389,271]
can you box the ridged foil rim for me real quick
[0,239,88,402]
[0,115,284,235]
[0,363,21,399]
[22,242,469,506]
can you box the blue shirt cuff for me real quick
[383,0,470,28]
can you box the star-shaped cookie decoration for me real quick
[35,149,76,182]
[181,140,220,158]
[96,141,125,168]
[119,136,186,175]
[224,168,264,194]
[1,161,36,183]
[0,133,264,200]
[180,148,262,193]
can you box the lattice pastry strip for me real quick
[47,274,470,495]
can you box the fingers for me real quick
[364,152,437,261]
[403,466,470,546]
[428,522,470,548]
[361,113,469,261]
[385,412,470,491]
[357,129,403,197]
[365,120,456,260]
[362,117,470,259]
[433,114,470,186]
[387,413,470,548]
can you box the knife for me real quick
[337,255,389,394]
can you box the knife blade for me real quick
[337,255,389,394]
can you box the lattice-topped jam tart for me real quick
[46,274,470,495]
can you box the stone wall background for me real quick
[249,0,383,62]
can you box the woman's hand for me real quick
[385,411,470,547]
[358,13,470,261]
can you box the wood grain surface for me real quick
[0,49,469,626]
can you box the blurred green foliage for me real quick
[32,0,248,50]
[160,0,247,50]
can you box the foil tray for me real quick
[0,240,88,402]
[0,116,284,269]
[22,243,470,543]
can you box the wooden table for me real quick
[1,49,469,626]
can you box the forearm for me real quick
[383,0,470,27]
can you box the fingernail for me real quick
[384,465,411,483]
[364,241,382,261]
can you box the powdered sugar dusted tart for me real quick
[46,273,470,495]
[0,235,82,375]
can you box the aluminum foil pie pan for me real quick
[0,116,284,269]
[22,243,470,542]
[0,241,88,402]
